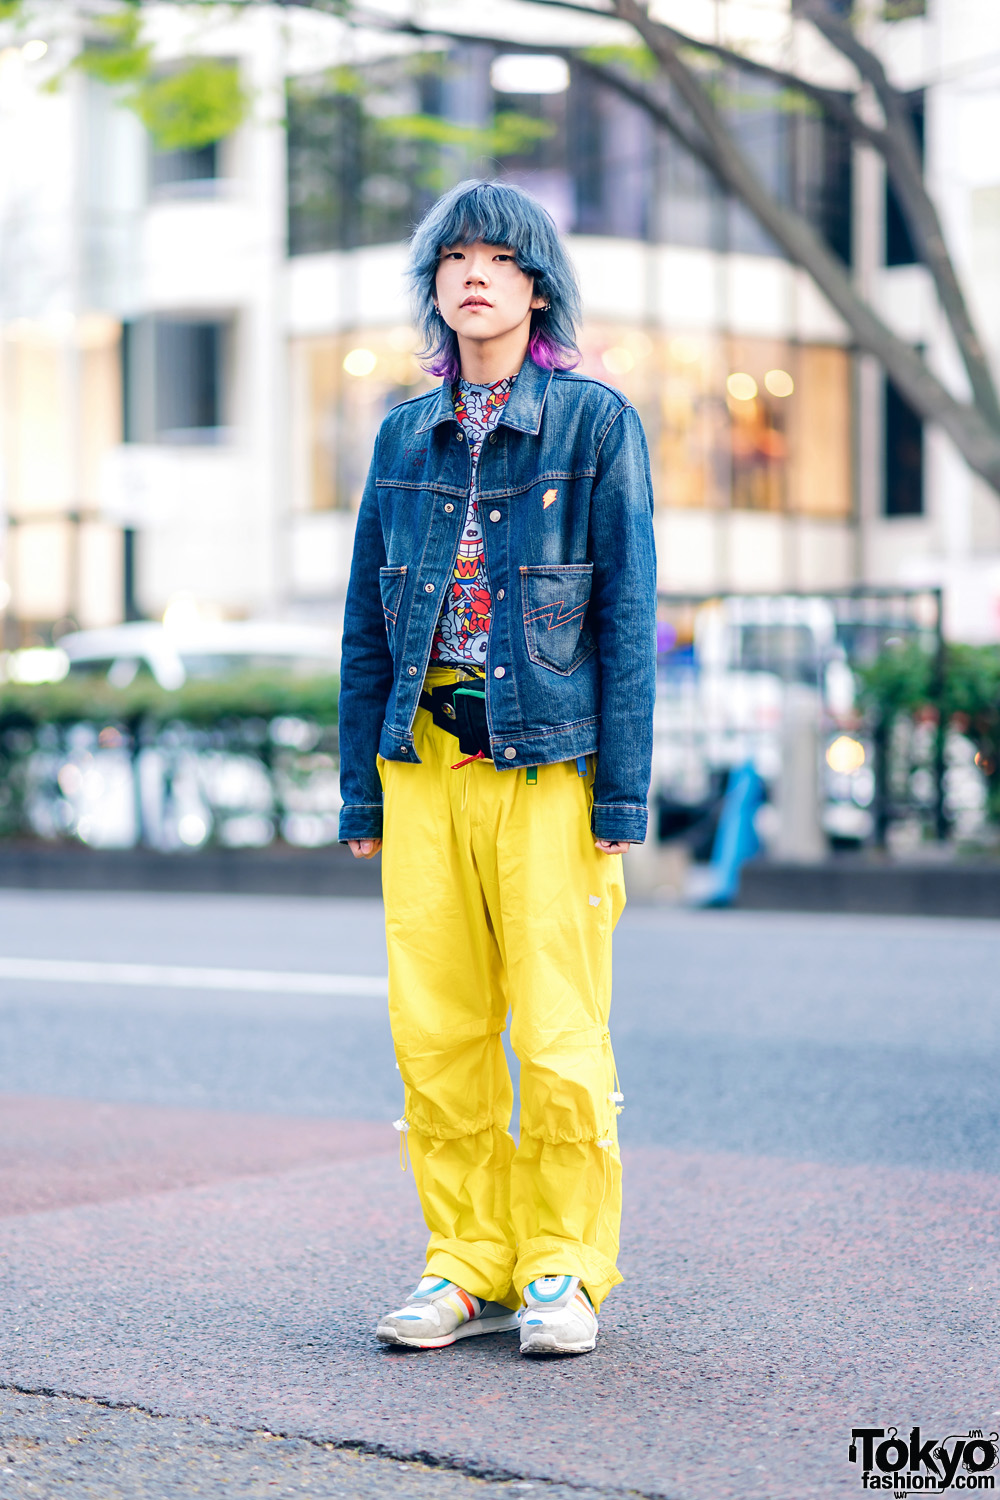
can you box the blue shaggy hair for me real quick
[407,179,581,379]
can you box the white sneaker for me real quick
[519,1276,598,1355]
[376,1277,520,1349]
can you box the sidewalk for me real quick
[2,1094,998,1499]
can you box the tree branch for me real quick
[796,0,1000,430]
[342,9,720,171]
[290,0,1000,487]
[608,0,1000,488]
[629,13,891,156]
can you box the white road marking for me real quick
[0,957,387,997]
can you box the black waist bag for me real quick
[419,679,491,758]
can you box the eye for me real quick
[494,253,514,263]
[441,250,464,261]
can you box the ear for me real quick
[530,292,549,312]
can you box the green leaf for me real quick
[73,9,151,89]
[857,641,1000,824]
[375,110,553,158]
[581,44,658,81]
[128,59,248,151]
[856,640,935,719]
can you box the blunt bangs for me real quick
[407,179,581,379]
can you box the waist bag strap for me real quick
[419,680,491,759]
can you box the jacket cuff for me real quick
[338,803,384,843]
[591,801,648,845]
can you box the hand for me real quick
[348,838,382,860]
[594,839,631,854]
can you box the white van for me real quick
[56,619,338,690]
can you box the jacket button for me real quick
[456,431,465,442]
[489,510,501,522]
[488,433,497,444]
[407,666,417,676]
[424,583,435,593]
[497,588,505,600]
[493,666,505,678]
[503,746,517,759]
[444,503,454,513]
[400,746,408,755]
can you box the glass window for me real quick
[571,328,850,517]
[122,317,232,444]
[290,331,432,511]
[152,140,219,193]
[884,374,924,515]
[790,346,852,518]
[292,325,851,519]
[885,94,924,266]
[286,49,852,264]
[287,57,439,255]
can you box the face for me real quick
[434,240,546,348]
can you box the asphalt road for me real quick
[1,890,997,1170]
[1,889,999,1499]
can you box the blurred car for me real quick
[27,620,340,851]
[654,595,862,853]
[56,619,338,689]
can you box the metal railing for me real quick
[652,587,957,853]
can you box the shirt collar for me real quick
[415,353,554,436]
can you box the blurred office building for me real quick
[1,0,999,647]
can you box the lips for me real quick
[461,297,492,308]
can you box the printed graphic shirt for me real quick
[430,375,514,665]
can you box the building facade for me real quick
[0,0,998,647]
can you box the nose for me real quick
[465,261,488,285]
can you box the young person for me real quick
[339,179,656,1356]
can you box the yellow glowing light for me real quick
[826,735,866,774]
[601,347,635,376]
[387,325,418,353]
[343,347,377,377]
[163,596,202,631]
[22,39,48,62]
[621,330,653,359]
[726,372,758,402]
[764,368,794,398]
[669,336,701,364]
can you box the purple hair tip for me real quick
[425,329,579,381]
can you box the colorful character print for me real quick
[431,376,513,666]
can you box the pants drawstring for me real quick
[393,1116,410,1173]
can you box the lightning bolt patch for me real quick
[542,488,558,508]
[523,599,588,631]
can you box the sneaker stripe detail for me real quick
[455,1288,477,1319]
[526,1276,573,1303]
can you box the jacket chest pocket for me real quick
[379,565,407,647]
[520,563,596,675]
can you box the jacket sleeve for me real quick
[338,436,393,842]
[587,403,657,844]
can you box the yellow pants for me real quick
[378,665,627,1312]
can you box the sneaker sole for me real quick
[377,1312,520,1349]
[520,1331,597,1356]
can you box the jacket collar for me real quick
[414,353,554,437]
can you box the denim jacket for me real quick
[338,354,657,845]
